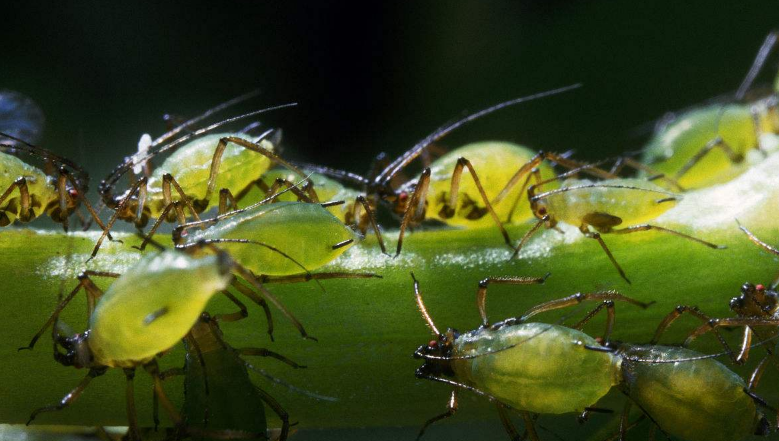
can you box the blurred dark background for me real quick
[4,2,778,185]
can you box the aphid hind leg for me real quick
[161,173,203,223]
[416,390,458,441]
[26,367,107,425]
[230,279,274,341]
[495,402,522,441]
[683,317,779,361]
[475,275,549,327]
[441,157,513,248]
[19,271,119,351]
[674,136,744,182]
[133,201,179,251]
[91,177,150,260]
[396,168,431,257]
[650,305,726,347]
[608,224,724,250]
[0,177,33,224]
[571,300,617,344]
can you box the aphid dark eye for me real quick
[756,284,765,291]
[428,340,438,348]
[538,207,547,215]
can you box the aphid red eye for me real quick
[399,192,409,202]
[756,284,765,291]
[538,207,547,215]
[69,189,79,198]
[428,340,438,348]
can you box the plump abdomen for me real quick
[0,152,56,223]
[451,323,620,414]
[619,344,761,441]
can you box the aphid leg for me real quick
[571,300,617,344]
[747,355,771,392]
[504,167,542,223]
[19,271,119,351]
[441,157,513,248]
[253,384,291,441]
[219,188,240,214]
[509,216,546,260]
[416,390,458,441]
[256,272,381,284]
[683,317,779,360]
[396,168,431,257]
[608,224,724,249]
[577,407,614,424]
[495,402,522,441]
[91,177,149,259]
[161,173,203,223]
[520,411,540,441]
[650,305,723,347]
[354,195,388,255]
[490,153,543,208]
[213,290,250,323]
[618,401,632,441]
[154,367,186,431]
[229,280,274,340]
[59,167,113,235]
[233,347,306,369]
[123,368,141,441]
[143,359,182,426]
[674,136,744,182]
[134,201,178,251]
[579,227,631,284]
[475,275,549,327]
[520,291,652,323]
[0,177,33,224]
[26,367,107,425]
[609,157,685,192]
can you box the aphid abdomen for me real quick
[88,251,232,367]
[642,105,758,189]
[426,142,555,227]
[186,201,356,275]
[147,133,273,215]
[254,170,358,221]
[547,178,677,228]
[452,323,619,414]
[619,345,762,441]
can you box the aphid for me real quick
[18,245,318,439]
[411,273,651,440]
[174,200,360,276]
[641,31,779,190]
[0,132,108,232]
[511,171,725,283]
[591,341,771,441]
[156,313,305,441]
[0,90,45,150]
[91,92,310,258]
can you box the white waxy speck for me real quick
[133,133,152,175]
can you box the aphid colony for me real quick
[2,29,779,441]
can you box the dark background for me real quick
[3,2,779,439]
[4,2,778,184]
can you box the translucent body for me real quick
[419,142,556,227]
[542,178,676,229]
[451,322,620,414]
[88,251,232,368]
[619,344,761,441]
[185,201,355,275]
[258,169,362,221]
[0,151,56,222]
[642,103,778,189]
[146,132,274,215]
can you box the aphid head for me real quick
[730,282,779,317]
[414,328,458,379]
[54,330,93,369]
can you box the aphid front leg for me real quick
[26,367,107,425]
[441,157,513,248]
[396,168,431,257]
[416,390,458,441]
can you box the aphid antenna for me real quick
[101,103,298,192]
[531,183,679,202]
[411,272,440,336]
[152,89,262,147]
[245,364,338,402]
[737,220,779,289]
[416,374,499,402]
[287,160,370,186]
[0,134,89,191]
[528,158,618,192]
[374,83,583,188]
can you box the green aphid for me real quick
[642,31,779,190]
[410,272,651,441]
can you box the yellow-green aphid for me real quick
[179,201,356,276]
[514,176,723,283]
[614,344,768,441]
[641,31,779,190]
[411,273,650,441]
[422,141,556,228]
[93,97,305,258]
[0,133,108,232]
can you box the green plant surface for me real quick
[0,152,778,439]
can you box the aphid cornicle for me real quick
[19,245,318,440]
[641,31,779,190]
[410,273,652,441]
[511,171,725,283]
[91,92,311,258]
[0,132,109,233]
